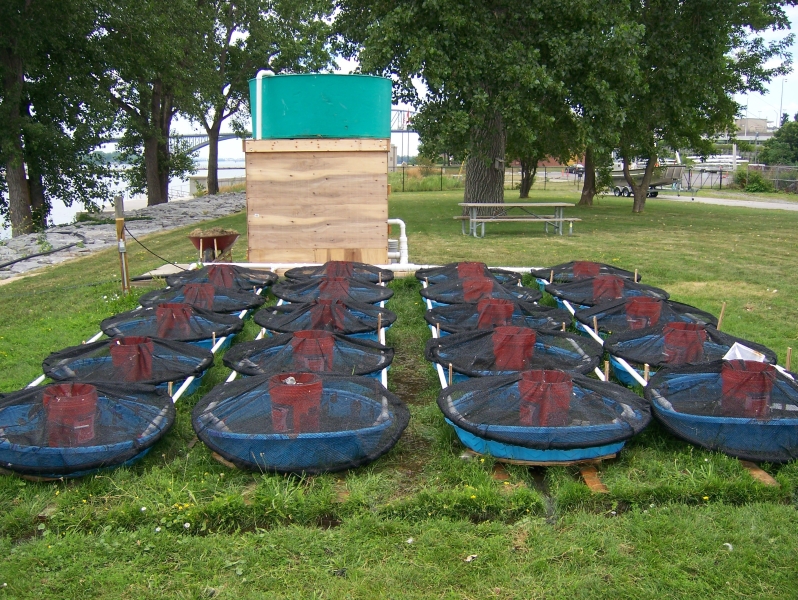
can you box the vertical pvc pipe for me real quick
[254,70,273,140]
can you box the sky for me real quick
[735,5,798,126]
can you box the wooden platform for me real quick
[460,448,616,467]
[245,138,389,263]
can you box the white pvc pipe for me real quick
[239,262,541,274]
[254,70,274,140]
[563,300,645,386]
[387,218,409,264]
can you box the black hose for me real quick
[0,242,79,270]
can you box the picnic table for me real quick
[457,202,579,237]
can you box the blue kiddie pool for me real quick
[645,360,798,463]
[193,373,409,473]
[438,371,651,464]
[0,382,174,478]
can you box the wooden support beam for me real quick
[492,463,511,482]
[739,460,780,487]
[580,465,609,493]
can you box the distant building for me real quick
[735,118,769,135]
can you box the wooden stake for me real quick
[436,323,441,337]
[168,381,173,397]
[604,360,610,381]
[213,238,219,261]
[787,347,793,372]
[448,363,453,386]
[378,272,382,285]
[212,332,216,346]
[377,312,382,332]
[561,322,566,332]
[549,270,554,284]
[199,238,203,263]
[634,268,639,283]
[644,363,650,382]
[114,195,130,293]
[580,466,609,493]
[717,302,726,331]
[593,316,599,334]
[739,460,780,487]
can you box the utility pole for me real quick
[779,79,785,125]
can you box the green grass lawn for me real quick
[1,190,798,598]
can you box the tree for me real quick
[185,0,334,196]
[338,0,642,213]
[337,1,574,211]
[0,0,114,236]
[505,100,578,199]
[96,0,210,206]
[617,0,793,213]
[759,118,798,165]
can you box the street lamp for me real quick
[754,132,759,164]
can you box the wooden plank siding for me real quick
[245,138,389,263]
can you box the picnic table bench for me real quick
[456,202,579,237]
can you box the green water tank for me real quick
[248,73,392,139]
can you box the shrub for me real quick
[733,168,774,193]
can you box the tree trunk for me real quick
[205,118,222,196]
[143,79,174,206]
[143,134,164,206]
[623,153,657,213]
[28,171,47,231]
[1,48,34,236]
[578,147,597,206]
[463,111,506,216]
[519,158,537,198]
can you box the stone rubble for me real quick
[0,192,246,280]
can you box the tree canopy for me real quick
[184,0,334,196]
[337,0,595,208]
[0,0,114,236]
[616,0,793,212]
[759,117,798,165]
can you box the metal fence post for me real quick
[402,165,405,192]
[720,169,723,190]
[544,166,547,190]
[441,166,443,191]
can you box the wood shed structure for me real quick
[245,74,392,264]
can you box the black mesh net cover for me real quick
[271,277,393,304]
[575,297,717,336]
[139,283,265,313]
[545,276,669,307]
[415,262,522,287]
[165,265,278,291]
[425,326,603,376]
[438,370,651,450]
[645,360,798,463]
[605,322,777,369]
[421,277,542,305]
[42,336,214,386]
[223,330,393,377]
[254,299,397,335]
[425,298,572,334]
[531,261,639,284]
[0,381,174,476]
[283,261,394,284]
[192,373,410,473]
[101,303,243,343]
